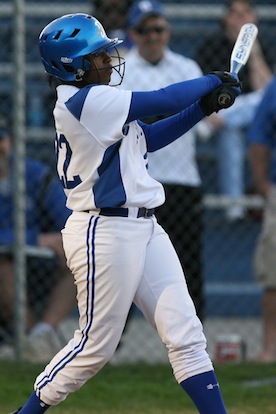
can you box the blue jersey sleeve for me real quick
[126,75,221,122]
[139,102,204,152]
[248,78,276,147]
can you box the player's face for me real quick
[85,51,113,85]
[224,1,257,40]
[130,16,170,64]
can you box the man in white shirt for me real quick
[119,0,205,320]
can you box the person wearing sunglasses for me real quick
[119,0,206,321]
[196,0,274,222]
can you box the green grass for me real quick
[1,361,276,413]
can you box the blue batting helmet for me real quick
[38,13,123,81]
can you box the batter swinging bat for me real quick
[218,23,258,108]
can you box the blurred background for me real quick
[1,0,276,364]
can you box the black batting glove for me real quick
[200,85,236,115]
[200,71,242,116]
[210,71,242,96]
[210,71,240,86]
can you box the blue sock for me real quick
[180,370,227,414]
[19,391,50,413]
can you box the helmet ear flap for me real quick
[75,57,91,81]
[83,57,91,73]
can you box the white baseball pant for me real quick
[34,211,213,405]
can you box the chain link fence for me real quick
[0,0,275,363]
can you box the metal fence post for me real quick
[13,0,26,360]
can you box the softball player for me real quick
[12,13,240,414]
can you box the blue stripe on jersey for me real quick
[93,140,126,208]
[65,86,92,120]
[36,215,99,391]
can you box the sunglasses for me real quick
[135,26,168,36]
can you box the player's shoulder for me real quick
[82,85,131,112]
[59,84,119,106]
[65,83,131,121]
[71,84,127,101]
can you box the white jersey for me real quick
[119,47,202,186]
[54,84,165,212]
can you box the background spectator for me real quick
[119,0,205,320]
[0,118,77,362]
[93,0,134,56]
[248,76,276,362]
[196,0,274,222]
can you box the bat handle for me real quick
[217,87,236,109]
[230,62,243,74]
[217,67,240,108]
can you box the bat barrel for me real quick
[230,23,258,74]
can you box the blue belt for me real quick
[83,207,155,218]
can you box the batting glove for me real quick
[210,70,242,96]
[200,71,242,116]
[200,84,240,116]
[210,70,240,85]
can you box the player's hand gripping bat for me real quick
[217,23,259,108]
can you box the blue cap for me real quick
[128,0,165,28]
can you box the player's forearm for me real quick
[127,75,221,122]
[142,102,204,152]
